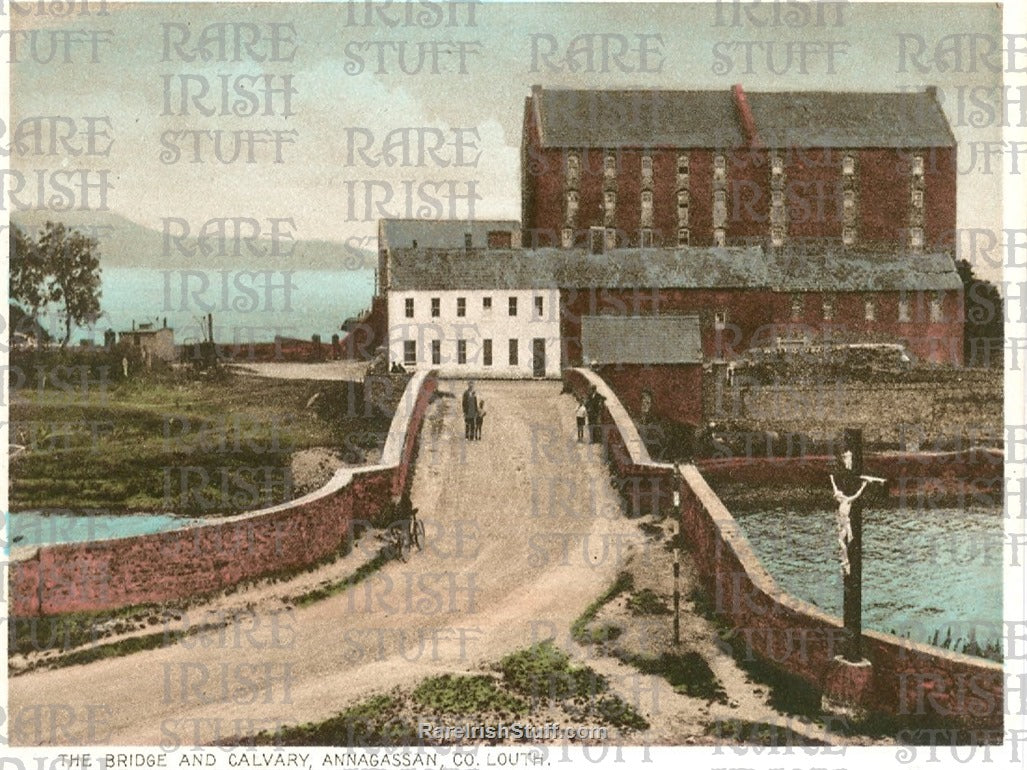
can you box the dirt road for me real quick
[9,381,645,746]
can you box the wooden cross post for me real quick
[842,427,864,662]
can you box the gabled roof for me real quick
[531,86,954,149]
[379,219,520,251]
[582,315,702,365]
[767,250,964,292]
[388,245,963,294]
[746,91,955,148]
[535,89,744,148]
[387,246,766,291]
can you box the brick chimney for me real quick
[731,84,762,149]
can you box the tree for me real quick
[9,221,103,347]
[956,259,1003,366]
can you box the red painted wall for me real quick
[10,375,439,617]
[596,364,703,427]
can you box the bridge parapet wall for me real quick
[564,367,1002,732]
[9,370,438,617]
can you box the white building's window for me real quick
[641,154,653,178]
[771,225,785,246]
[404,298,414,318]
[910,227,924,249]
[604,191,616,208]
[791,294,803,319]
[604,153,616,178]
[771,190,784,207]
[822,296,834,321]
[912,189,924,208]
[404,340,416,366]
[566,152,580,177]
[713,154,726,181]
[482,296,492,313]
[641,190,653,209]
[431,297,440,317]
[483,338,492,366]
[677,153,689,176]
[640,228,654,247]
[561,228,573,248]
[604,228,617,251]
[930,294,943,322]
[508,297,517,316]
[534,296,544,317]
[912,155,924,176]
[864,298,876,322]
[677,228,690,246]
[508,338,518,366]
[456,297,466,317]
[431,340,441,365]
[843,155,855,175]
[457,339,467,364]
[843,190,856,212]
[714,310,727,330]
[713,228,726,247]
[843,227,856,245]
[898,296,911,322]
[771,154,783,176]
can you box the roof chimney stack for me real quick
[731,83,762,149]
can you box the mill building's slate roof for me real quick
[533,87,954,149]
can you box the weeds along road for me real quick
[9,380,646,746]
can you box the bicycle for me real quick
[382,498,425,562]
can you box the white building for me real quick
[386,249,561,378]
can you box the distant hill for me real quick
[10,210,376,272]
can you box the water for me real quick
[54,267,375,345]
[733,506,1003,648]
[5,510,203,549]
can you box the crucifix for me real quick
[829,428,885,662]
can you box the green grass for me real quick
[497,641,649,731]
[289,549,393,608]
[9,370,392,515]
[570,571,633,644]
[247,694,418,747]
[625,588,670,616]
[412,674,526,716]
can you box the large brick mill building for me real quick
[521,85,956,252]
[369,85,965,427]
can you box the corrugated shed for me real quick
[582,315,702,365]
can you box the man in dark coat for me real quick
[586,385,605,444]
[461,381,478,440]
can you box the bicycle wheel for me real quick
[399,529,412,561]
[413,520,425,551]
[388,526,407,562]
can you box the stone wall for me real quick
[10,371,438,617]
[566,366,1003,731]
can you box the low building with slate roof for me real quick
[521,84,956,255]
[385,242,964,379]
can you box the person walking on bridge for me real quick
[462,381,478,440]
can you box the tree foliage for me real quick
[9,222,103,346]
[956,259,1003,366]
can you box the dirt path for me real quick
[8,381,646,746]
[230,361,369,381]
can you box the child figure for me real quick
[475,397,486,440]
[575,399,587,442]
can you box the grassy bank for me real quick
[8,368,392,515]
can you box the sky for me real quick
[7,1,1007,279]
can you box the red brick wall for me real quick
[10,373,439,617]
[677,464,1002,731]
[596,364,703,427]
[925,147,957,251]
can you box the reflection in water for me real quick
[733,506,1002,650]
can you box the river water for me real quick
[733,506,1003,649]
[5,510,202,549]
